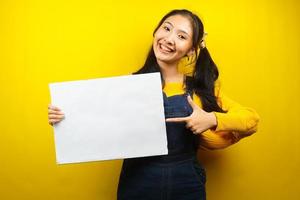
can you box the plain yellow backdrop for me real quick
[1,0,299,199]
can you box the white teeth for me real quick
[161,45,171,51]
[159,44,174,53]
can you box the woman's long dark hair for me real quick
[133,9,226,113]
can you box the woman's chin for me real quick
[156,57,175,64]
[155,52,177,63]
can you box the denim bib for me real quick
[163,90,199,155]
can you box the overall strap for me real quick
[184,76,194,100]
[185,89,194,99]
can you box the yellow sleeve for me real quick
[213,88,260,135]
[198,83,260,150]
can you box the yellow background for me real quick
[1,0,299,199]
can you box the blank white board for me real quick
[49,72,168,164]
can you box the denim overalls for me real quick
[117,86,207,200]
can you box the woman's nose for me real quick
[165,33,175,45]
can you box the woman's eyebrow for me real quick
[164,21,190,36]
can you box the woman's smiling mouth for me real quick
[158,43,175,54]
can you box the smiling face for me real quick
[153,14,194,65]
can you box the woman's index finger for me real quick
[165,117,188,122]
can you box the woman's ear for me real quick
[186,47,196,56]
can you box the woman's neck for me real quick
[158,60,184,83]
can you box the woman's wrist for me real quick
[208,112,217,130]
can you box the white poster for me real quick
[49,72,168,164]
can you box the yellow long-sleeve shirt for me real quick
[163,81,260,150]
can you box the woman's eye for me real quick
[178,35,186,40]
[163,26,170,31]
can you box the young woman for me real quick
[48,9,259,200]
